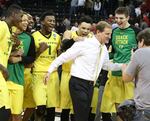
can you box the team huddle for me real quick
[0,3,150,121]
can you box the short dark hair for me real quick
[137,28,150,46]
[78,15,93,24]
[96,21,112,32]
[40,10,55,21]
[115,7,129,17]
[5,4,22,17]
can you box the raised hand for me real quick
[39,42,49,52]
[36,42,49,59]
[9,56,22,63]
[10,48,24,57]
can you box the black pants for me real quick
[0,106,10,121]
[69,76,94,121]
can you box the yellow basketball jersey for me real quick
[62,31,79,72]
[32,31,61,72]
[0,21,12,68]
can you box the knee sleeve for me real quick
[45,107,55,121]
[0,106,11,121]
[36,105,46,117]
[102,113,112,121]
[61,109,70,121]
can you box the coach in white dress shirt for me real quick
[44,21,122,121]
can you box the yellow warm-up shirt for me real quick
[32,31,61,72]
[0,21,12,108]
[0,21,12,68]
[62,31,79,72]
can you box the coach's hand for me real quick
[73,36,84,41]
[44,72,50,85]
[63,30,72,40]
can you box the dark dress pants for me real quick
[69,76,94,121]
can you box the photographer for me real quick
[122,28,150,121]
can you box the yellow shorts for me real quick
[70,108,74,114]
[91,87,99,113]
[23,69,36,109]
[0,73,10,109]
[60,71,72,109]
[32,71,60,107]
[7,81,23,114]
[101,72,134,113]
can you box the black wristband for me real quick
[61,39,75,51]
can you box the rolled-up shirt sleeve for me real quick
[102,51,122,71]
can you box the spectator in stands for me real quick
[135,4,141,18]
[71,21,78,31]
[140,18,148,30]
[69,0,78,20]
[107,14,115,24]
[77,0,86,15]
[85,0,93,15]
[55,21,66,35]
[93,0,101,20]
[63,17,71,30]
[34,15,41,30]
[142,14,150,26]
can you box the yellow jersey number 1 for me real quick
[48,45,51,55]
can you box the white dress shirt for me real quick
[48,36,122,81]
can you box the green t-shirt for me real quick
[8,32,31,85]
[111,26,140,76]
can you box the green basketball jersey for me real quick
[111,26,140,76]
[8,32,31,85]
